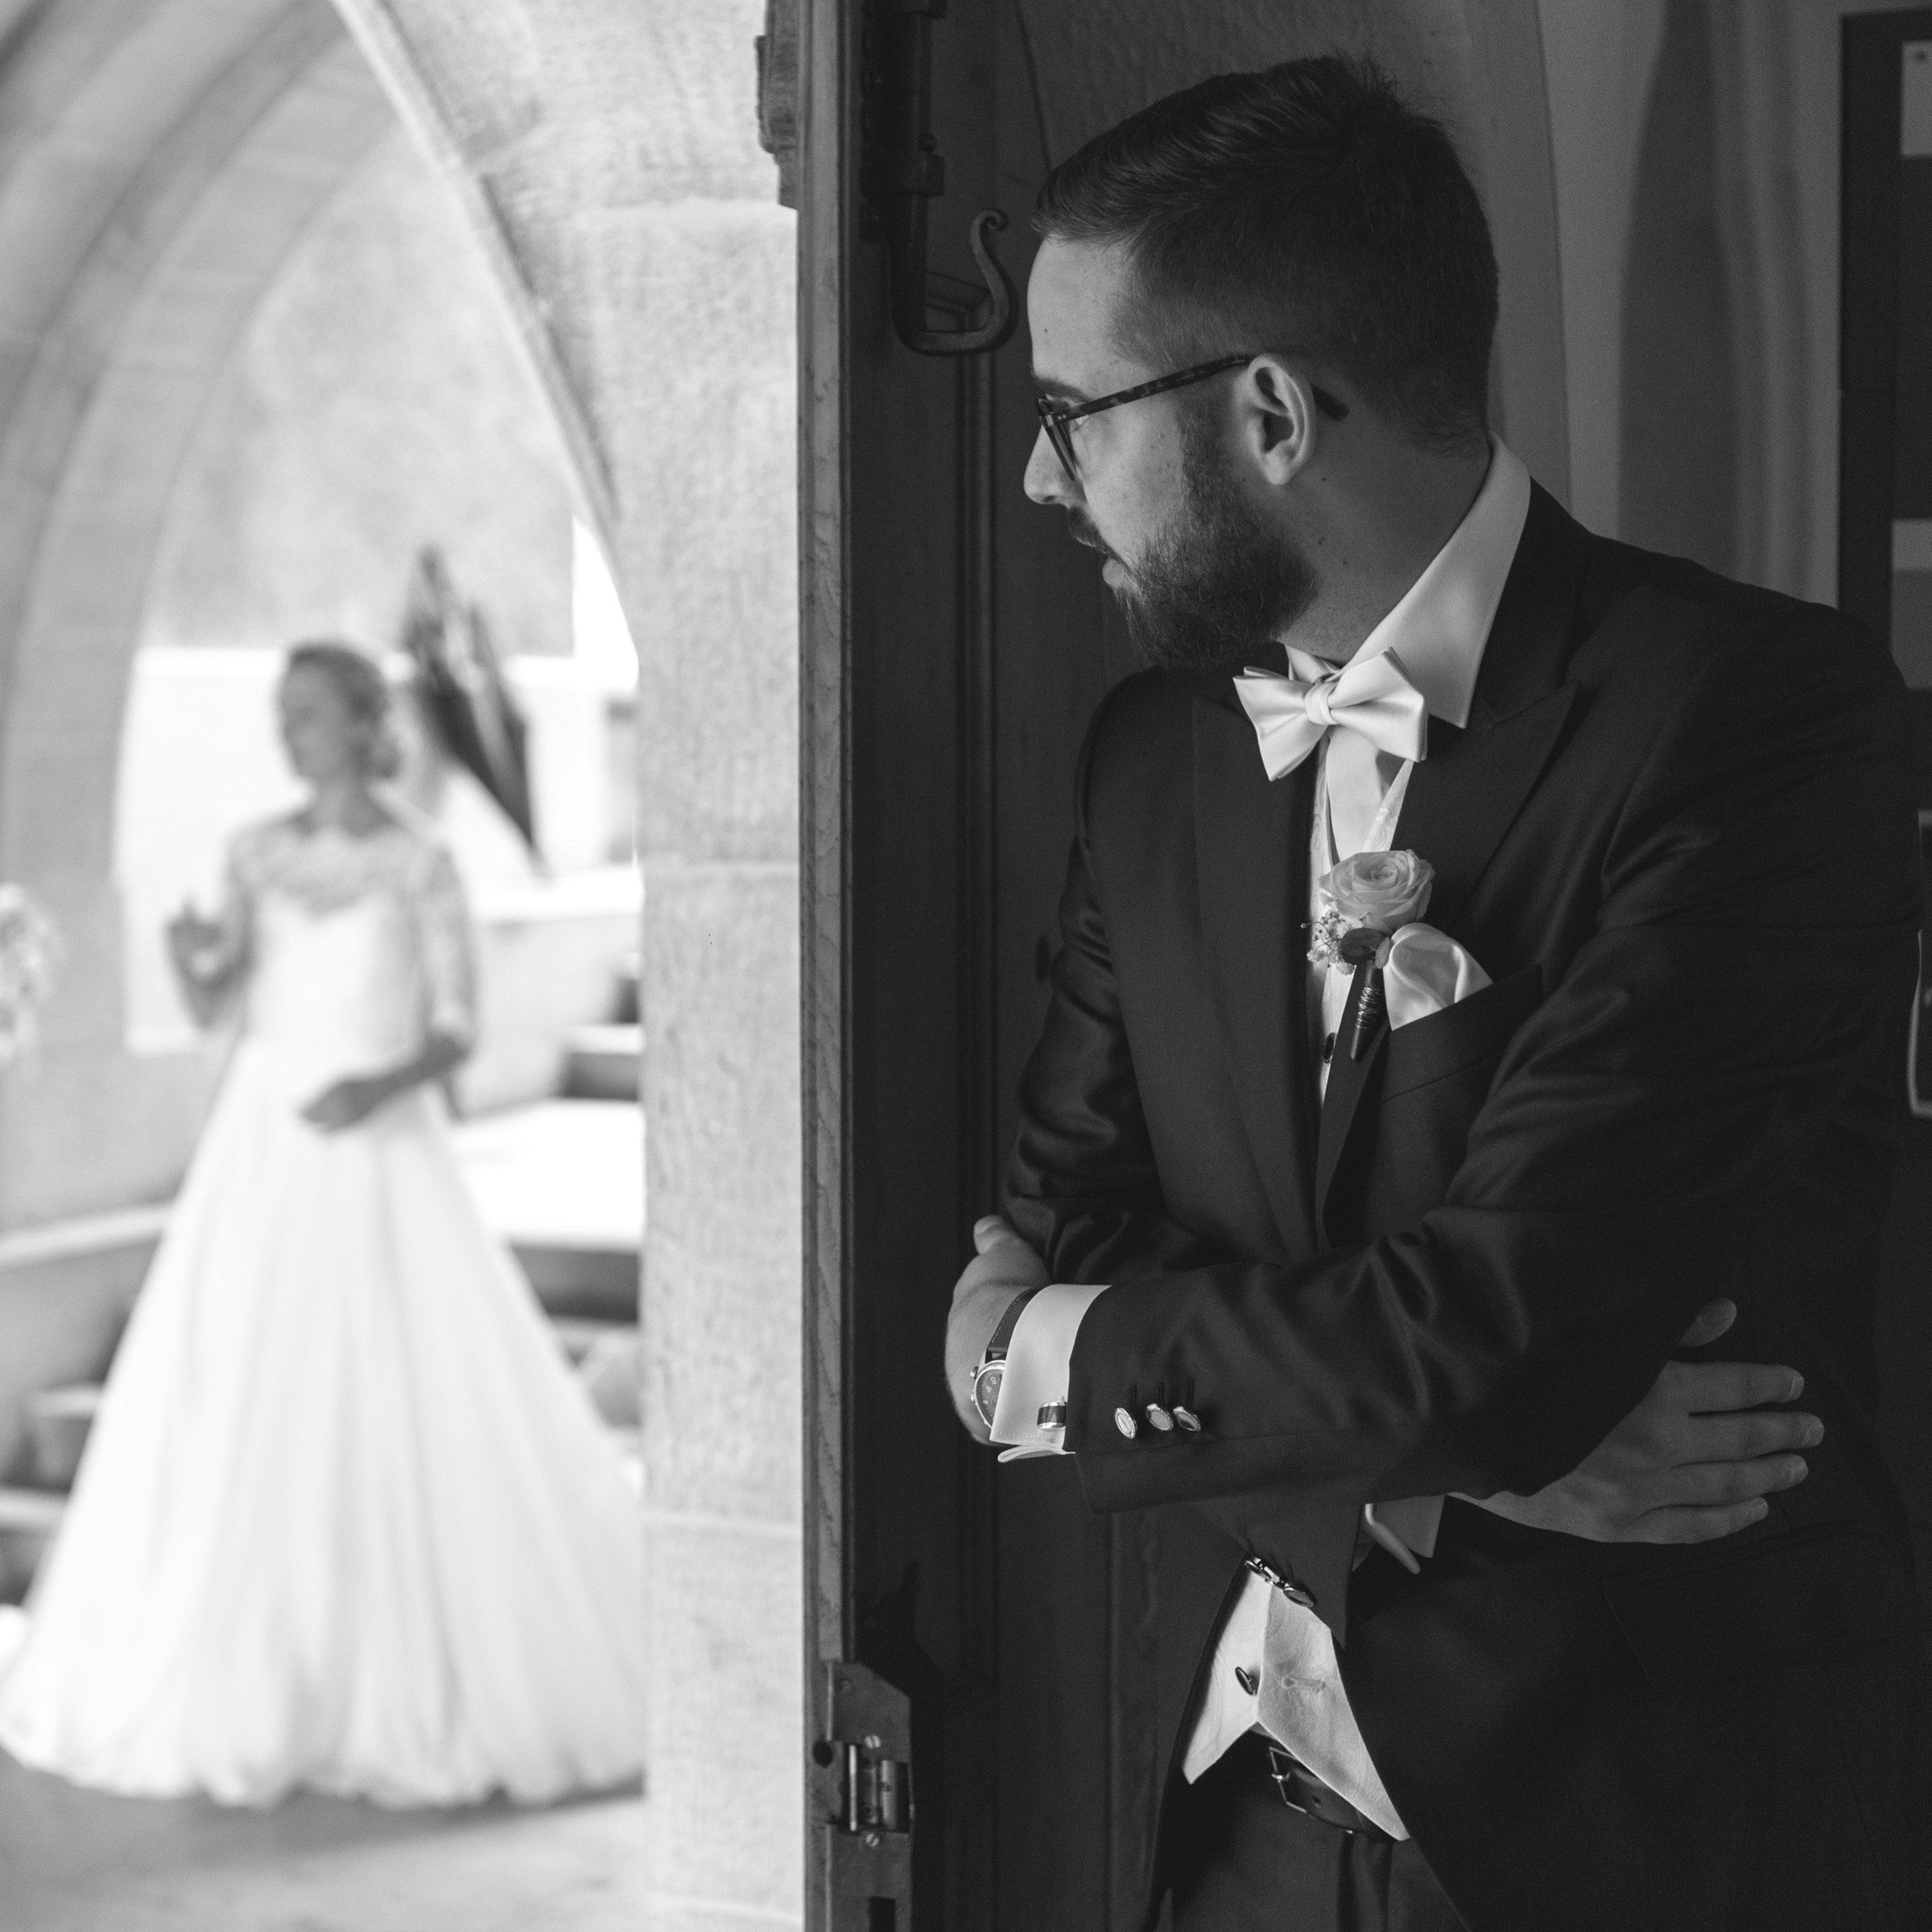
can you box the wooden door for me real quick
[796,1,1136,1926]
[1842,8,1932,1599]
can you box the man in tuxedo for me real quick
[943,55,1930,1932]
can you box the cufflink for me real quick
[1245,1554,1315,1610]
[1172,1406,1201,1432]
[1145,1402,1174,1432]
[1037,1403,1067,1429]
[1113,1406,1138,1439]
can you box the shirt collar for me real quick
[1285,440,1532,731]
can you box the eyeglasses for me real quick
[1034,353,1350,484]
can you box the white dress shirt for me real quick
[991,443,1534,1836]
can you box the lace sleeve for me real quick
[411,842,477,1045]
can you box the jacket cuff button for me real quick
[1145,1403,1174,1431]
[1172,1406,1201,1432]
[1113,1406,1139,1439]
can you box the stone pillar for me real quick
[332,3,803,1924]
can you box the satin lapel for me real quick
[1192,696,1319,1261]
[1392,684,1578,935]
[1313,966,1387,1246]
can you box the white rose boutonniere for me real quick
[1323,850,1434,932]
[1309,850,1435,1059]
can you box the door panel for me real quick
[1842,7,1932,1601]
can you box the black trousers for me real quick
[1168,1743,1467,1932]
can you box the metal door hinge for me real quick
[857,0,1015,356]
[815,1661,914,1928]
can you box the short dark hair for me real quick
[1034,56,1497,454]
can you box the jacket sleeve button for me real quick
[1113,1406,1139,1439]
[1145,1403,1174,1431]
[1172,1406,1202,1432]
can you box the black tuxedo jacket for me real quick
[1004,491,1931,1930]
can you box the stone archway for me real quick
[0,1,801,1924]
[0,2,396,1218]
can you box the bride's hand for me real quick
[301,1075,393,1133]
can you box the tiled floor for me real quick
[0,1756,645,1931]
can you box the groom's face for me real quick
[1024,237,1318,672]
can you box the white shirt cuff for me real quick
[989,1282,1108,1460]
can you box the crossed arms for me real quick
[947,616,1919,1546]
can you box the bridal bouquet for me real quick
[0,885,62,1064]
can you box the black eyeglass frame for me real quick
[1034,353,1349,482]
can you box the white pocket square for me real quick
[1381,922,1492,1030]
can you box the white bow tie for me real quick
[1232,650,1430,780]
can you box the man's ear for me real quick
[1236,355,1320,486]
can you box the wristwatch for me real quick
[971,1288,1041,1430]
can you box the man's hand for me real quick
[1468,1300,1821,1543]
[945,1216,1049,1443]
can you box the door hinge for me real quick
[815,1661,914,1928]
[857,0,1016,355]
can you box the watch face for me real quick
[972,1360,1005,1430]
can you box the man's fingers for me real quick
[1619,1498,1773,1546]
[1674,1410,1823,1463]
[1660,1358,1804,1414]
[1654,1453,1809,1509]
[973,1214,1028,1255]
[1676,1298,1737,1350]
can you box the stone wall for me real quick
[331,5,803,1926]
[144,123,578,661]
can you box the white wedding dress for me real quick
[0,815,644,1806]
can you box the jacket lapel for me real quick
[1192,693,1319,1261]
[1312,485,1590,1233]
[1393,485,1588,931]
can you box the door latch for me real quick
[816,1661,914,1927]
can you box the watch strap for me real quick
[983,1286,1041,1365]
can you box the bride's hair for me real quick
[284,641,403,781]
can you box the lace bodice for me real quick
[213,813,476,1079]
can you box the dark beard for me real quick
[1108,420,1318,674]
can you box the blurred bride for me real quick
[0,642,643,1807]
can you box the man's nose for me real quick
[1023,426,1079,507]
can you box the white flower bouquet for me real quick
[0,885,62,1064]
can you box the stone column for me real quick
[332,3,803,1924]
